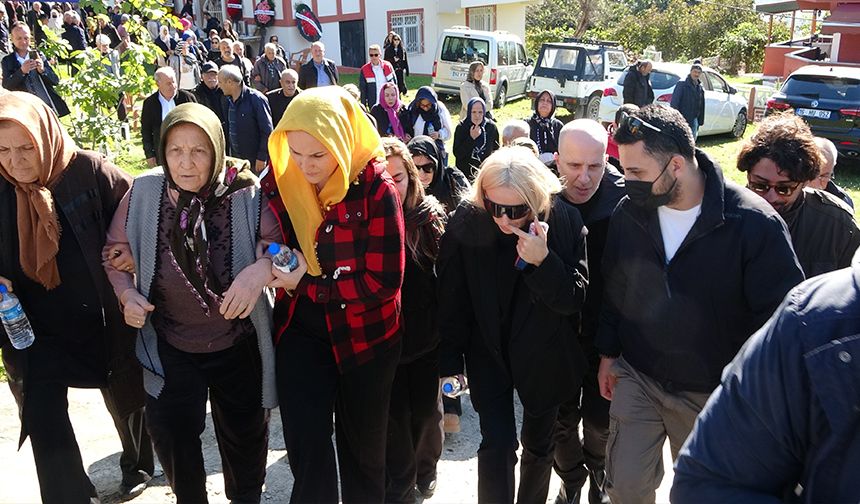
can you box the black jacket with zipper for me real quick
[596,151,804,393]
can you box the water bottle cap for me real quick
[267,243,281,255]
[0,285,7,294]
[442,382,453,393]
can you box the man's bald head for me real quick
[811,136,838,190]
[556,119,610,204]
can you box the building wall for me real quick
[838,33,860,63]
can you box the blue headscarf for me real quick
[409,86,442,135]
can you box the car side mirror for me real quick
[728,86,737,94]
[527,58,534,67]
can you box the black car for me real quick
[767,65,860,166]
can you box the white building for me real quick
[192,0,534,74]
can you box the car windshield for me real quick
[538,47,581,72]
[782,75,860,102]
[616,69,680,90]
[440,36,490,65]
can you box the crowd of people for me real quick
[0,3,858,504]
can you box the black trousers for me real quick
[553,350,610,499]
[385,350,444,503]
[145,336,269,504]
[277,328,401,504]
[24,381,154,504]
[468,347,560,504]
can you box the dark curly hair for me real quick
[736,113,822,182]
[613,104,696,162]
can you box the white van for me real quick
[431,26,533,107]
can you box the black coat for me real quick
[61,23,87,52]
[0,152,145,446]
[597,151,804,393]
[140,89,197,160]
[297,58,339,89]
[437,197,589,414]
[1,51,70,117]
[670,75,705,128]
[622,66,655,107]
[452,120,500,180]
[194,81,225,124]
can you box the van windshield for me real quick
[440,36,490,64]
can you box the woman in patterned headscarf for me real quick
[104,102,279,503]
[265,85,405,503]
[453,96,500,180]
[526,89,564,165]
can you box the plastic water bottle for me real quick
[514,221,549,270]
[0,285,35,350]
[441,376,468,398]
[269,243,299,273]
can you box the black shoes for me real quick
[416,479,437,499]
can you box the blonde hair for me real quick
[469,147,562,218]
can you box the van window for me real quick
[517,44,527,65]
[441,36,490,64]
[607,51,626,71]
[706,72,728,93]
[538,47,581,72]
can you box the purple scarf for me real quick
[378,82,406,139]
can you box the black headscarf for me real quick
[530,89,558,154]
[408,135,460,212]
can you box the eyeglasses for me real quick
[483,194,531,219]
[747,180,801,197]
[415,162,435,174]
[369,53,380,57]
[618,111,685,153]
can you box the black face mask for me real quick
[626,157,677,209]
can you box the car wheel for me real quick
[731,110,748,138]
[495,84,507,108]
[585,95,601,120]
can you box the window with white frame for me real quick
[390,10,423,54]
[468,7,495,31]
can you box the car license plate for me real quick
[451,69,468,79]
[796,108,831,119]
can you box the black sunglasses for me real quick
[618,111,686,153]
[483,194,531,219]
[415,162,435,174]
[747,180,801,197]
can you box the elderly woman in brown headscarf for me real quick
[0,91,153,503]
[103,102,279,504]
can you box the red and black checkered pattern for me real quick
[263,160,405,373]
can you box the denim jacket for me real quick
[672,251,860,503]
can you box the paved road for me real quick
[0,387,674,503]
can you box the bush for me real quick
[716,21,769,73]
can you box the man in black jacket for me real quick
[621,60,654,107]
[737,114,860,278]
[194,61,225,124]
[297,41,338,89]
[669,64,705,139]
[1,22,69,117]
[552,119,626,504]
[140,66,197,167]
[596,105,803,504]
[265,68,299,127]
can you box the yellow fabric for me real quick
[268,86,384,276]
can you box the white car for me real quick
[598,62,749,138]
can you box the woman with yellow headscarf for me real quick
[265,86,405,502]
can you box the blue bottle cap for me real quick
[442,382,453,393]
[268,243,281,255]
[0,285,7,294]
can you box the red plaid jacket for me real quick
[262,160,405,372]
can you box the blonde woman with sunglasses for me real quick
[436,146,589,504]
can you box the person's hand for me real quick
[0,275,12,299]
[146,157,156,168]
[105,244,135,273]
[429,131,440,140]
[254,74,261,82]
[598,357,618,401]
[20,59,36,73]
[121,289,154,329]
[254,159,266,173]
[509,217,549,267]
[404,134,412,142]
[269,249,307,291]
[220,258,272,319]
[469,124,481,139]
[34,57,44,73]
